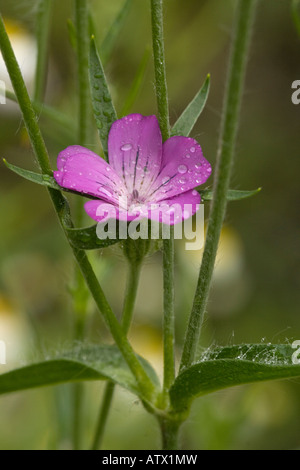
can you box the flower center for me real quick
[127,189,148,214]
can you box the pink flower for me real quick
[54,114,211,225]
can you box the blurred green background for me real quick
[0,0,300,450]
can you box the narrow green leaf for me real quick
[66,224,120,250]
[100,0,133,65]
[170,344,300,410]
[121,47,151,116]
[199,187,262,202]
[1,88,76,139]
[67,18,77,51]
[292,0,300,36]
[3,159,60,190]
[89,36,117,160]
[171,74,210,137]
[0,344,160,399]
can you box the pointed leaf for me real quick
[3,159,61,190]
[121,47,151,116]
[170,344,300,410]
[0,344,160,400]
[100,0,133,65]
[89,36,118,160]
[66,224,120,250]
[171,74,210,137]
[67,18,77,51]
[199,187,261,201]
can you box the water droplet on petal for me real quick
[192,190,198,196]
[190,146,196,153]
[179,177,186,184]
[185,154,191,159]
[121,143,133,151]
[162,176,170,185]
[178,164,188,174]
[195,163,202,170]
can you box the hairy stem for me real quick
[0,14,156,402]
[72,0,93,449]
[150,0,170,142]
[150,1,178,449]
[91,262,142,450]
[74,0,92,150]
[159,417,181,451]
[150,0,175,400]
[180,0,258,371]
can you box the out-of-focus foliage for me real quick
[0,0,299,450]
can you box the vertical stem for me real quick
[150,0,170,142]
[180,0,258,371]
[74,0,92,150]
[34,0,52,102]
[159,417,180,451]
[162,228,175,399]
[91,262,142,450]
[150,0,175,405]
[0,13,155,401]
[121,263,142,335]
[72,0,92,449]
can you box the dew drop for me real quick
[178,164,188,174]
[185,154,191,159]
[192,190,198,196]
[190,146,196,153]
[195,163,202,170]
[162,176,170,185]
[179,177,186,184]
[121,143,133,151]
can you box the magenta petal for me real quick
[108,114,162,196]
[54,145,126,204]
[148,136,211,202]
[145,189,201,225]
[84,200,141,223]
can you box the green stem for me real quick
[180,0,258,371]
[75,0,92,149]
[72,0,92,449]
[150,0,175,408]
[91,262,142,450]
[162,232,175,401]
[0,14,155,402]
[91,381,115,451]
[3,88,76,138]
[150,0,170,142]
[34,0,52,102]
[159,417,180,450]
[121,262,142,335]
